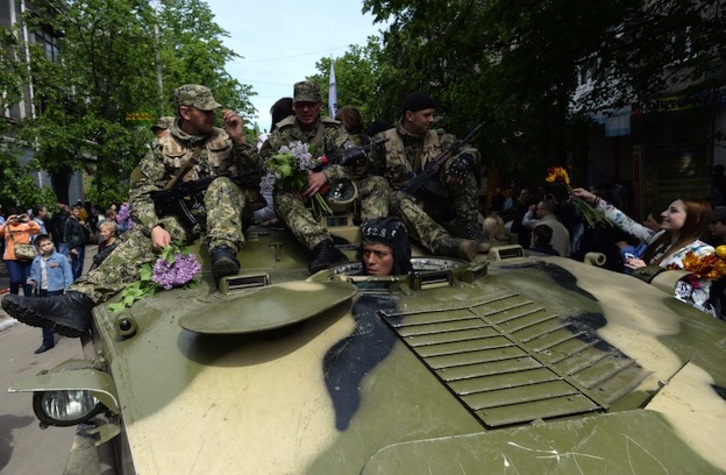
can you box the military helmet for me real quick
[174,85,222,111]
[360,216,413,274]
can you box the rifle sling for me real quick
[164,145,203,191]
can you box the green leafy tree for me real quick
[362,0,726,186]
[6,0,256,208]
[157,0,256,120]
[309,37,384,123]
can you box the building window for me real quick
[34,28,59,62]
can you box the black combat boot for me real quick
[432,236,479,261]
[210,245,240,285]
[308,239,349,274]
[1,291,94,338]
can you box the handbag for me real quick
[8,231,37,262]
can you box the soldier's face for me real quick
[180,106,215,135]
[293,101,322,128]
[362,242,394,276]
[405,108,435,135]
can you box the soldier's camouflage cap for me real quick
[150,116,175,132]
[174,84,222,111]
[293,80,321,103]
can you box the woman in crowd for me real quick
[0,211,41,297]
[572,188,714,314]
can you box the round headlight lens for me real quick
[33,390,104,426]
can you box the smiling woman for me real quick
[572,187,716,314]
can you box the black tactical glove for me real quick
[448,154,473,179]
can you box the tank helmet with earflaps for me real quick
[360,217,413,274]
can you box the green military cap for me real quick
[174,84,222,111]
[293,80,321,103]
[150,116,175,132]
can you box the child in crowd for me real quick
[89,221,118,271]
[29,234,73,354]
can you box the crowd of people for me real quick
[0,200,130,353]
[1,80,724,344]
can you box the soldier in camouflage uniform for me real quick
[367,92,487,261]
[260,80,388,274]
[1,85,260,337]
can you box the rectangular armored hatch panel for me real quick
[381,286,647,427]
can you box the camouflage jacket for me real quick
[368,120,480,190]
[259,116,353,185]
[130,121,259,232]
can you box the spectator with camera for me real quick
[0,210,41,296]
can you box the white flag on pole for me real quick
[328,59,338,118]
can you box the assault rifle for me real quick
[402,122,484,196]
[149,169,261,230]
[309,136,388,172]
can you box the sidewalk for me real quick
[0,244,98,331]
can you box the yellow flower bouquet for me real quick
[545,166,611,227]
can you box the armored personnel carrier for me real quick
[10,208,726,474]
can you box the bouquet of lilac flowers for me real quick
[108,242,200,313]
[261,140,332,216]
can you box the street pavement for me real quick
[0,245,96,474]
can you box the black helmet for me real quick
[360,217,413,275]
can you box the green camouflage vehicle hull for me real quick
[11,224,726,474]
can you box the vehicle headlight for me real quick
[33,389,106,427]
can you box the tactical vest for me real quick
[158,127,238,183]
[275,116,342,157]
[383,128,441,185]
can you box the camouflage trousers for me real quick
[357,175,389,222]
[389,190,447,253]
[72,177,249,304]
[274,190,331,251]
[422,173,479,223]
[448,173,479,222]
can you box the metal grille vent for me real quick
[380,286,647,428]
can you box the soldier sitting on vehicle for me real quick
[366,92,489,261]
[260,80,389,274]
[1,84,260,338]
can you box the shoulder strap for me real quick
[312,122,327,156]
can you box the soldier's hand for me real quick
[151,225,171,250]
[624,257,646,270]
[305,172,328,197]
[222,109,246,145]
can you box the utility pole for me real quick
[153,0,164,112]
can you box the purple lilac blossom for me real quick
[152,253,201,290]
[116,203,134,230]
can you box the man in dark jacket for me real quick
[51,203,70,256]
[65,204,89,280]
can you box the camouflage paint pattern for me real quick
[71,123,258,304]
[260,116,358,249]
[369,121,480,221]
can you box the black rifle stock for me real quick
[310,137,388,172]
[149,170,259,229]
[401,122,484,196]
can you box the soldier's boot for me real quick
[308,239,349,274]
[432,236,479,261]
[210,245,240,285]
[1,291,94,338]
